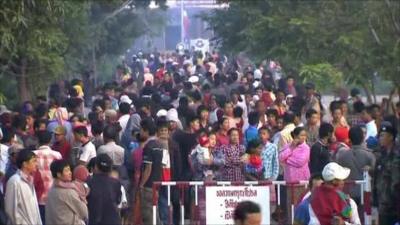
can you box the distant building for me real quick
[131,0,227,52]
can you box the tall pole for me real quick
[180,0,184,44]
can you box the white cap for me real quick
[322,162,350,181]
[156,109,168,118]
[166,108,179,122]
[119,95,132,105]
[166,108,183,129]
[254,69,262,80]
[188,75,199,83]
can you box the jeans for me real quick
[158,186,169,225]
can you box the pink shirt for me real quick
[279,142,310,183]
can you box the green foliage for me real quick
[204,0,400,95]
[299,63,343,91]
[0,0,167,103]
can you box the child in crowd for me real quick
[243,139,264,181]
[193,135,214,180]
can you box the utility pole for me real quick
[180,0,184,44]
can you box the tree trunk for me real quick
[361,83,373,104]
[371,78,377,103]
[16,58,31,102]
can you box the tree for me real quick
[0,0,71,102]
[0,0,167,103]
[204,0,400,101]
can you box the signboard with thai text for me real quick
[205,186,270,225]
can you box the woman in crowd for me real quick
[223,101,237,129]
[216,117,230,146]
[330,101,350,130]
[219,128,246,181]
[279,127,311,182]
[279,127,311,219]
[197,105,212,133]
[271,89,288,117]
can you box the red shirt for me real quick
[52,140,72,160]
[216,132,229,146]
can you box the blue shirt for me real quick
[244,125,258,146]
[294,196,311,225]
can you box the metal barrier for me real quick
[151,171,372,225]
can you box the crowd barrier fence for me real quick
[151,171,372,225]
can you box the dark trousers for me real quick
[39,205,45,225]
[379,212,397,225]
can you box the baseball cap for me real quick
[166,108,180,123]
[119,95,132,105]
[322,162,350,181]
[54,126,66,135]
[380,125,397,138]
[156,109,168,118]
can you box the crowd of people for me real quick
[0,50,399,225]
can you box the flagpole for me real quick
[180,0,184,44]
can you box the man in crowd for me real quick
[374,125,400,225]
[361,105,378,142]
[87,154,122,225]
[51,126,71,160]
[34,130,62,222]
[172,114,199,181]
[233,201,262,225]
[305,109,320,146]
[304,83,321,115]
[294,174,324,225]
[46,160,88,224]
[98,125,125,166]
[74,126,96,166]
[309,162,360,225]
[337,126,375,203]
[309,123,334,174]
[5,149,42,225]
[139,118,163,225]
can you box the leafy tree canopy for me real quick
[203,0,400,98]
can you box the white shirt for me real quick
[5,170,42,225]
[0,144,9,175]
[365,120,378,140]
[118,114,130,138]
[79,141,96,164]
